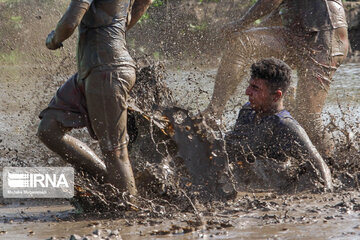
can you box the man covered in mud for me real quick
[204,0,349,157]
[225,58,333,191]
[37,0,153,196]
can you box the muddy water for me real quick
[0,63,360,239]
[1,192,360,239]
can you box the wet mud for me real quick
[1,61,360,239]
[1,191,360,239]
[57,62,360,221]
[0,1,360,238]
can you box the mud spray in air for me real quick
[1,0,360,239]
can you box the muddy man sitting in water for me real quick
[37,0,152,196]
[204,0,349,157]
[225,58,333,191]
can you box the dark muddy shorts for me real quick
[39,66,136,151]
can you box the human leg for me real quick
[294,69,333,157]
[38,73,107,178]
[205,27,290,118]
[85,68,137,195]
[37,113,107,178]
[293,28,349,157]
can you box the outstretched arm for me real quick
[127,0,153,30]
[224,0,283,33]
[46,0,90,50]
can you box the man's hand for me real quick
[46,30,63,50]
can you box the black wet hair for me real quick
[250,58,292,93]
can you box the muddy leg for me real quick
[85,69,137,196]
[92,109,137,196]
[101,145,137,196]
[205,55,248,118]
[294,68,334,157]
[204,37,253,119]
[294,28,349,157]
[37,116,107,178]
[96,106,137,195]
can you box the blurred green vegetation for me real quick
[152,0,165,7]
[0,0,20,3]
[0,0,68,65]
[0,50,20,65]
[189,23,208,31]
[9,15,22,29]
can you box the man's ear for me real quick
[273,90,282,102]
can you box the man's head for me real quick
[245,58,292,114]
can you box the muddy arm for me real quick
[46,0,90,50]
[127,0,152,30]
[278,120,333,191]
[226,0,283,32]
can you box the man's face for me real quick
[245,78,274,113]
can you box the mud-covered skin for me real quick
[206,0,350,157]
[77,0,135,79]
[38,0,152,196]
[226,103,333,191]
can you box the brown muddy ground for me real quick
[1,1,360,239]
[0,191,360,239]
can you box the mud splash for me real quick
[69,62,209,216]
[67,62,359,219]
[0,1,359,238]
[1,61,359,239]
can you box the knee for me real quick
[37,119,52,144]
[37,118,63,145]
